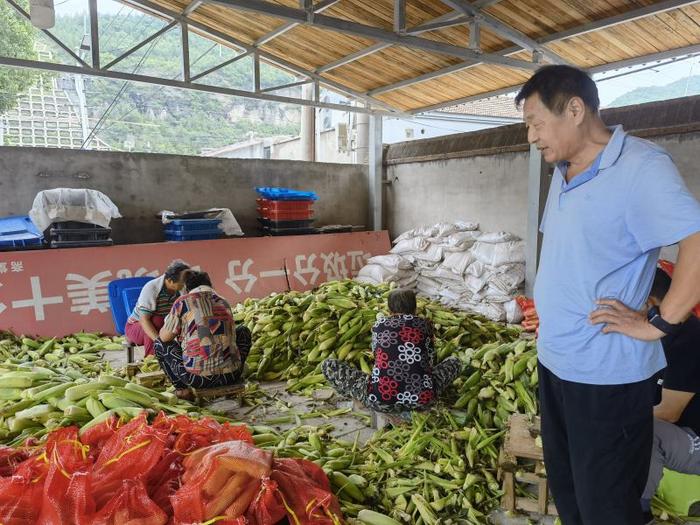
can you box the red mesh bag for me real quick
[148,449,185,516]
[0,455,48,525]
[0,445,30,477]
[269,458,344,525]
[92,479,168,525]
[172,441,271,524]
[245,478,286,525]
[155,413,253,454]
[91,414,169,508]
[37,426,94,525]
[79,414,120,456]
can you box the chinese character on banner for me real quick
[12,276,63,321]
[225,259,257,294]
[66,270,112,315]
[292,254,320,286]
[347,251,371,275]
[321,252,348,281]
[115,267,160,279]
[0,263,7,274]
[10,261,23,273]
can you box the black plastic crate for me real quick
[50,227,112,243]
[260,226,319,236]
[257,217,315,229]
[51,221,107,230]
[50,239,113,249]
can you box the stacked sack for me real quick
[356,221,525,322]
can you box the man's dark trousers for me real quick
[538,362,656,524]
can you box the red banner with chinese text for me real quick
[0,231,390,337]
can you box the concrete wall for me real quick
[385,95,700,241]
[386,150,531,239]
[0,146,369,244]
[386,132,700,241]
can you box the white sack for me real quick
[29,188,122,231]
[471,240,525,267]
[391,237,429,254]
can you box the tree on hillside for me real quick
[0,1,39,113]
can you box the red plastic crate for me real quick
[256,198,315,212]
[257,207,315,221]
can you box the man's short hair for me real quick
[650,268,672,302]
[388,288,417,315]
[185,270,212,291]
[164,260,190,282]
[515,65,600,115]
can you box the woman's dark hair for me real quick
[649,268,672,302]
[515,65,600,115]
[185,270,212,291]
[164,260,190,282]
[388,288,417,315]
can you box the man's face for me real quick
[523,94,579,163]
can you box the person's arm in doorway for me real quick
[659,232,700,324]
[655,388,695,424]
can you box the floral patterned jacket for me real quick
[367,314,435,409]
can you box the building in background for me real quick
[202,95,521,162]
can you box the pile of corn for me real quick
[235,280,520,390]
[247,338,540,524]
[0,332,208,445]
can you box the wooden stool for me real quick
[500,413,558,517]
[135,370,167,387]
[192,382,246,401]
[123,340,136,364]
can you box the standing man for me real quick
[518,65,700,524]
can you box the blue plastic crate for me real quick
[107,277,154,335]
[0,216,44,249]
[164,229,223,242]
[164,219,222,232]
[255,187,318,201]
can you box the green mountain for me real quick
[44,13,301,155]
[607,75,700,108]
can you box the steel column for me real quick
[525,144,550,296]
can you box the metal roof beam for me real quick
[370,0,700,98]
[314,3,499,75]
[103,21,177,70]
[259,79,311,93]
[0,56,398,115]
[202,0,539,70]
[439,0,568,64]
[121,0,403,113]
[253,0,339,47]
[190,49,253,81]
[4,0,92,68]
[408,42,700,114]
[182,0,203,15]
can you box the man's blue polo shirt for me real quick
[534,125,700,385]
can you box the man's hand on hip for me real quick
[589,299,665,341]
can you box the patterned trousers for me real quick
[321,356,462,414]
[154,325,252,389]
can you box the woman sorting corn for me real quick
[322,288,462,418]
[125,260,190,357]
[155,270,252,400]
